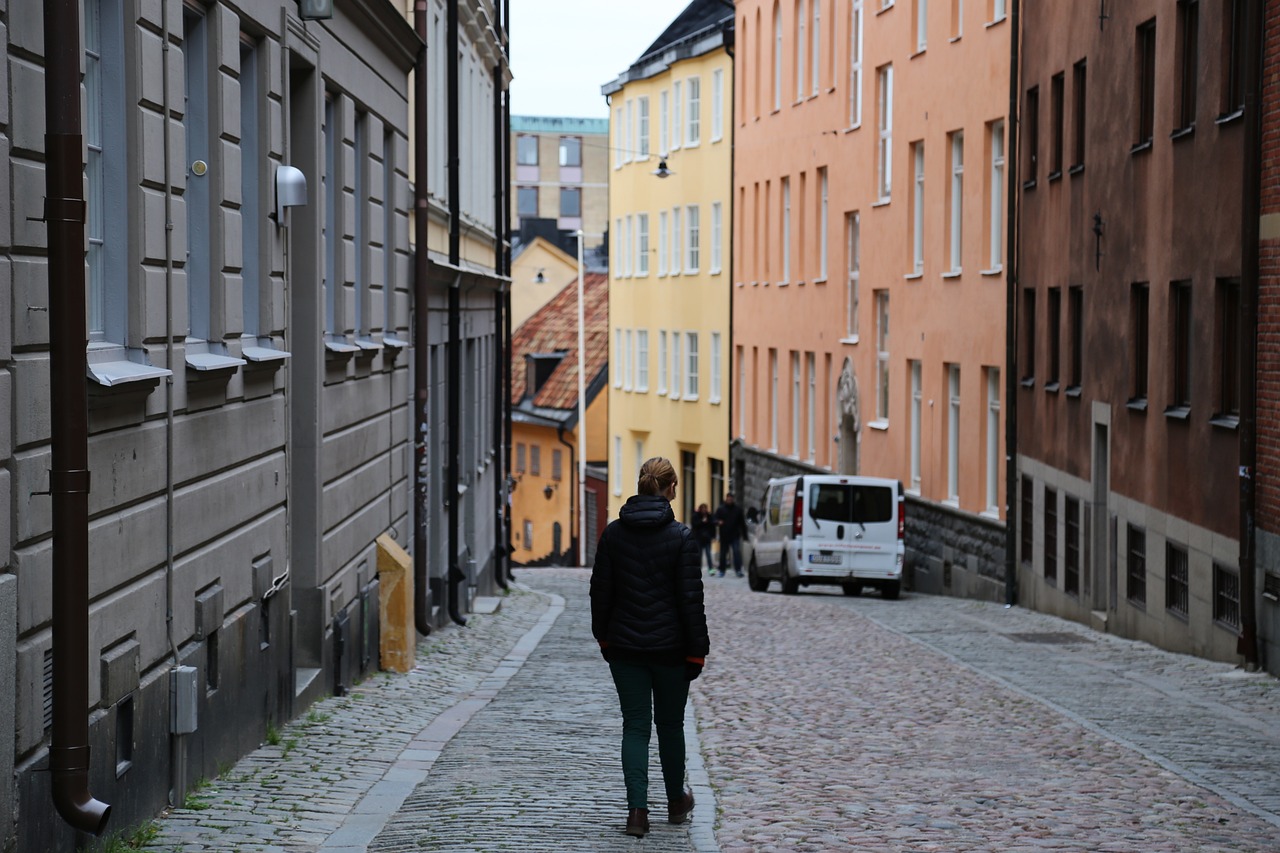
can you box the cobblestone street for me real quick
[142,568,1280,852]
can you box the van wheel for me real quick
[841,582,862,597]
[780,567,800,595]
[747,558,769,593]
[881,580,901,600]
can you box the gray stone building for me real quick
[0,1,510,850]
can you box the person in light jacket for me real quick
[590,457,710,839]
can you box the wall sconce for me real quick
[534,269,547,284]
[274,165,308,225]
[543,483,556,500]
[652,158,674,179]
[298,0,334,20]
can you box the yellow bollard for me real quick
[376,533,415,673]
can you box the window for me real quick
[877,65,894,199]
[637,214,650,276]
[1020,476,1033,565]
[1068,286,1083,391]
[353,112,368,337]
[552,448,563,481]
[849,0,864,126]
[711,202,723,274]
[712,69,724,141]
[637,330,650,391]
[681,451,697,522]
[711,332,723,403]
[185,6,213,342]
[1136,19,1156,147]
[672,332,683,400]
[1047,287,1061,388]
[1050,72,1064,176]
[951,0,963,38]
[687,76,701,145]
[517,186,537,217]
[623,329,633,390]
[807,353,817,459]
[846,212,861,339]
[686,332,700,399]
[792,352,802,455]
[671,207,682,276]
[624,215,633,277]
[1072,60,1087,169]
[658,211,668,276]
[988,120,1004,268]
[1021,288,1037,382]
[1166,542,1189,617]
[796,0,807,100]
[1024,86,1039,184]
[658,331,669,394]
[687,205,701,273]
[1218,278,1240,418]
[530,445,542,477]
[1044,487,1058,583]
[638,97,650,156]
[660,90,670,156]
[614,328,623,388]
[1224,0,1246,117]
[991,0,1006,20]
[770,348,779,449]
[948,132,963,272]
[1127,524,1147,605]
[1131,283,1150,403]
[560,187,581,218]
[240,36,262,338]
[774,3,783,111]
[1176,1,1199,131]
[876,291,890,420]
[812,0,821,94]
[911,142,925,273]
[984,367,1001,512]
[818,168,829,280]
[915,0,928,52]
[613,436,622,495]
[672,80,683,151]
[947,364,960,502]
[523,519,533,550]
[516,443,526,473]
[1214,563,1241,628]
[323,94,338,337]
[1064,496,1081,595]
[615,218,624,272]
[782,177,792,282]
[516,134,538,165]
[559,136,582,166]
[710,458,725,509]
[910,361,922,489]
[624,100,633,163]
[1171,280,1192,410]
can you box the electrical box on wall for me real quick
[170,666,199,735]
[298,0,334,20]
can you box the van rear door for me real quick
[804,480,898,574]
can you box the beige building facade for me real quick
[511,116,610,251]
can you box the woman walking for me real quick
[590,457,709,838]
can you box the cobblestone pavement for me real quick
[141,567,1280,853]
[694,574,1280,853]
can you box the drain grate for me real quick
[1004,631,1090,645]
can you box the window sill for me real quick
[1164,405,1191,421]
[87,359,172,388]
[684,394,699,402]
[1210,414,1240,431]
[186,352,247,373]
[353,337,383,354]
[949,35,962,44]
[904,272,923,281]
[685,141,700,150]
[941,270,962,280]
[943,498,960,509]
[1044,381,1060,394]
[845,123,862,134]
[1020,377,1036,389]
[1068,163,1085,176]
[876,1,894,15]
[1022,179,1037,191]
[1130,139,1153,156]
[1048,170,1062,182]
[840,335,860,345]
[1217,109,1245,127]
[911,48,927,60]
[710,267,722,275]
[382,335,409,350]
[709,396,722,405]
[711,135,723,144]
[872,197,891,208]
[986,15,1007,27]
[325,339,360,356]
[813,277,828,285]
[1171,125,1195,142]
[1065,385,1082,398]
[777,280,790,287]
[243,345,293,364]
[980,266,1003,276]
[868,419,889,431]
[1126,397,1148,412]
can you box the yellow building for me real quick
[601,0,734,523]
[510,236,579,329]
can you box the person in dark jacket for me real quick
[714,492,747,577]
[591,457,709,839]
[690,502,716,574]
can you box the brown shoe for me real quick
[667,789,695,824]
[626,808,650,837]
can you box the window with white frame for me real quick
[660,90,670,156]
[952,0,964,38]
[185,5,213,342]
[613,435,623,494]
[992,0,1006,21]
[624,100,633,162]
[915,0,928,52]
[812,0,821,95]
[687,205,701,273]
[671,207,682,276]
[818,167,829,280]
[686,332,700,399]
[876,291,890,421]
[782,177,792,283]
[614,328,623,387]
[737,345,747,436]
[846,212,860,338]
[86,0,129,346]
[949,131,964,273]
[353,111,369,337]
[773,4,783,111]
[770,348,779,449]
[989,119,1005,269]
[638,96,650,157]
[711,68,724,141]
[614,106,623,167]
[687,76,701,145]
[948,364,961,502]
[659,330,669,394]
[807,352,817,460]
[623,329,633,390]
[637,213,650,276]
[672,80,683,151]
[986,366,1000,512]
[910,360,922,489]
[711,331,722,403]
[792,352,802,456]
[796,0,807,100]
[637,330,650,391]
[878,64,894,200]
[323,94,339,337]
[911,142,925,273]
[624,214,633,277]
[615,218,623,271]
[240,36,263,339]
[671,332,683,400]
[710,202,723,274]
[658,211,668,276]
[850,0,864,127]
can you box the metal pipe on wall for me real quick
[412,0,434,637]
[44,0,112,834]
[445,0,466,625]
[491,57,508,591]
[1003,0,1022,607]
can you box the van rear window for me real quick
[808,484,893,524]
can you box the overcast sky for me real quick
[508,0,697,119]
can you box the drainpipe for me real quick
[1003,0,1021,607]
[412,0,433,637]
[44,0,111,834]
[445,0,467,626]
[557,427,577,564]
[491,58,508,592]
[1238,0,1263,669]
[501,7,514,583]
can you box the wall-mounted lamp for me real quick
[543,483,556,500]
[652,158,674,179]
[274,165,308,225]
[298,0,334,20]
[534,269,547,284]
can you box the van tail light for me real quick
[793,490,804,536]
[898,500,905,540]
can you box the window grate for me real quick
[43,649,54,731]
[1166,542,1189,617]
[1043,487,1058,583]
[1020,476,1034,565]
[1214,564,1241,629]
[1127,524,1147,606]
[1064,496,1080,595]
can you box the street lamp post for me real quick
[576,230,587,566]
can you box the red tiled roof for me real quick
[511,272,609,410]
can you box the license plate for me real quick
[808,553,842,565]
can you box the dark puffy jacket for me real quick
[590,494,710,659]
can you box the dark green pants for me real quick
[608,660,689,810]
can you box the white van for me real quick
[747,474,904,599]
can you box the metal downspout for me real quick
[445,0,466,625]
[412,0,434,636]
[501,9,514,583]
[44,0,111,833]
[1003,0,1022,607]
[491,57,508,591]
[1238,0,1263,669]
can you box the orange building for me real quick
[731,0,1011,597]
[510,273,609,565]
